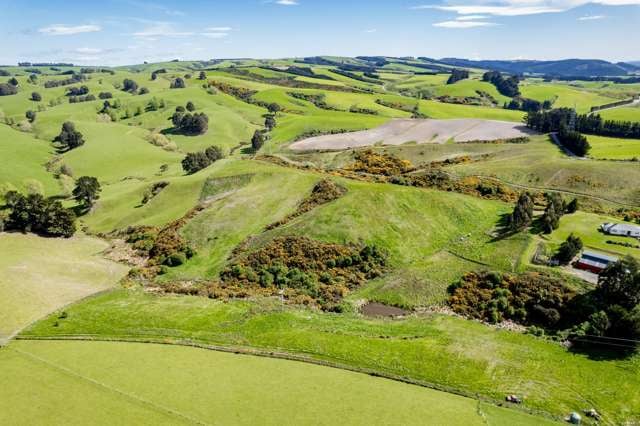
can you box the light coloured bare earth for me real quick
[0,233,128,342]
[289,118,536,151]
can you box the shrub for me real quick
[31,92,42,101]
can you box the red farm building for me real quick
[575,250,618,274]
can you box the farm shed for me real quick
[600,222,640,238]
[575,250,618,274]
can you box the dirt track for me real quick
[289,118,535,151]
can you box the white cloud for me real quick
[433,20,498,27]
[132,22,194,38]
[578,14,607,20]
[363,28,377,33]
[202,32,229,38]
[75,47,103,54]
[455,15,489,20]
[276,0,299,5]
[413,0,640,17]
[38,24,102,36]
[206,26,233,32]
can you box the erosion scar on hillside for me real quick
[289,118,537,151]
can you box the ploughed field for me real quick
[289,118,535,151]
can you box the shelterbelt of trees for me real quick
[526,108,640,139]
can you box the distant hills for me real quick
[433,58,640,77]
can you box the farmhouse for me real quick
[600,222,640,238]
[575,250,618,274]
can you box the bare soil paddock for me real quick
[289,118,535,151]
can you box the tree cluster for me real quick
[508,192,534,231]
[541,192,565,233]
[504,97,546,113]
[44,73,85,88]
[251,130,266,151]
[526,108,640,139]
[181,145,224,174]
[53,122,85,151]
[482,71,520,97]
[171,111,209,135]
[0,83,18,96]
[1,192,76,237]
[31,92,42,101]
[557,125,591,157]
[555,233,583,264]
[122,78,138,93]
[66,85,89,96]
[446,69,469,84]
[69,94,96,103]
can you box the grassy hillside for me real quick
[0,125,59,196]
[0,233,127,341]
[519,82,617,113]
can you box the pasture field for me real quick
[21,289,640,424]
[599,105,640,122]
[0,233,128,341]
[0,340,553,425]
[587,134,640,159]
[0,125,59,196]
[519,82,617,113]
[3,58,640,425]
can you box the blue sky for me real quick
[1,0,639,65]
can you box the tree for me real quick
[204,145,224,162]
[28,74,38,84]
[555,233,583,264]
[122,78,138,93]
[566,198,579,214]
[25,110,36,123]
[31,92,42,102]
[181,152,211,174]
[267,103,281,114]
[8,77,19,86]
[198,71,207,80]
[138,87,149,95]
[73,176,101,210]
[509,192,534,231]
[170,78,186,89]
[541,203,559,234]
[172,112,209,135]
[251,130,265,151]
[53,122,85,151]
[265,114,276,130]
[597,256,640,310]
[186,101,196,111]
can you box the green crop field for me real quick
[0,233,128,341]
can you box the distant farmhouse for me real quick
[575,250,618,274]
[601,222,640,238]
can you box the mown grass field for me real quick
[21,289,640,424]
[0,233,128,341]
